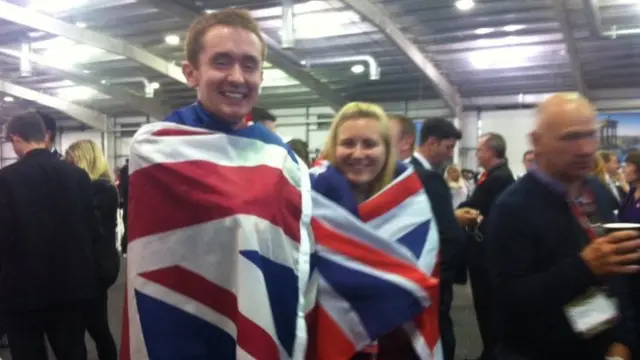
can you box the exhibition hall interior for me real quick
[1,0,640,360]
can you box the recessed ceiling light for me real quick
[75,21,87,28]
[204,9,215,14]
[3,96,14,102]
[351,64,365,74]
[503,24,525,32]
[455,0,475,11]
[164,34,180,46]
[475,28,494,35]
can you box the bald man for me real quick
[486,94,639,360]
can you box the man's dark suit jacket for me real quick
[466,162,515,236]
[0,149,100,311]
[487,173,635,359]
[410,157,464,284]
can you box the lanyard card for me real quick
[564,288,619,338]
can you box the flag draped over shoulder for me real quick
[121,117,441,360]
[306,164,442,360]
[120,122,313,360]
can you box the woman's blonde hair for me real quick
[322,101,396,196]
[445,164,465,188]
[593,152,607,183]
[65,139,112,182]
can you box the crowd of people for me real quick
[1,5,640,360]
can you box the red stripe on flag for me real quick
[305,305,357,360]
[359,174,423,222]
[311,219,438,290]
[152,128,213,137]
[141,266,280,360]
[129,161,302,243]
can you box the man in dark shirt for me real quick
[466,132,515,360]
[487,94,639,359]
[0,111,101,360]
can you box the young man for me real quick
[121,8,312,360]
[0,111,101,360]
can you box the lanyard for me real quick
[568,189,598,241]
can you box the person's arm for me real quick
[487,200,599,316]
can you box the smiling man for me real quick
[166,9,264,129]
[122,8,313,360]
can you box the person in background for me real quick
[598,150,627,203]
[118,159,129,256]
[487,93,637,360]
[388,113,416,162]
[445,164,469,209]
[410,117,470,360]
[286,138,309,165]
[36,111,62,159]
[0,111,101,360]
[466,132,515,360]
[65,140,120,360]
[521,149,535,176]
[250,106,277,131]
[461,168,477,194]
[593,154,620,210]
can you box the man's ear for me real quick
[182,61,199,88]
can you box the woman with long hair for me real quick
[445,164,469,208]
[311,102,438,359]
[65,140,119,360]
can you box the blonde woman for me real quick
[445,164,469,208]
[311,102,438,359]
[65,140,119,360]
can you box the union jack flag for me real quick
[121,121,441,360]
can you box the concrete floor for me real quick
[0,263,482,360]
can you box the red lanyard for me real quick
[477,171,488,185]
[568,189,598,241]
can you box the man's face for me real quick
[523,153,535,171]
[182,25,263,126]
[426,137,456,167]
[388,119,414,160]
[533,113,598,181]
[476,136,493,168]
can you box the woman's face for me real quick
[623,163,638,183]
[335,117,386,186]
[448,168,460,181]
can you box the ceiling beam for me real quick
[552,0,588,95]
[135,0,345,111]
[0,0,185,83]
[0,52,172,121]
[0,78,107,131]
[340,0,462,116]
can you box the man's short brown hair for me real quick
[388,113,416,139]
[184,8,267,68]
[5,110,47,143]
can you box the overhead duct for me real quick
[303,55,381,80]
[101,77,159,98]
[19,41,32,77]
[584,0,640,39]
[280,0,295,49]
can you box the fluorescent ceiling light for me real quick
[477,36,520,47]
[469,47,538,69]
[164,34,180,46]
[253,0,334,18]
[455,0,475,11]
[262,68,299,87]
[275,10,365,39]
[351,64,365,74]
[475,28,495,35]
[28,31,46,38]
[55,86,97,101]
[503,25,525,32]
[75,21,87,28]
[30,0,87,13]
[3,96,14,102]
